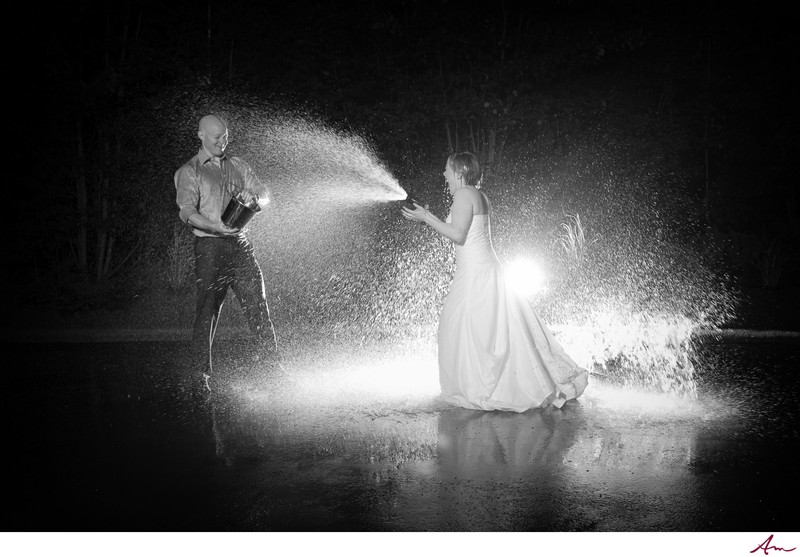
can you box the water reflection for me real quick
[437,407,585,477]
[391,407,582,530]
[189,341,799,531]
[9,338,797,531]
[387,393,716,531]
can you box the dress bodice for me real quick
[448,213,498,268]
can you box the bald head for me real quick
[198,115,229,158]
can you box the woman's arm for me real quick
[402,187,474,245]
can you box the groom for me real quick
[174,114,278,394]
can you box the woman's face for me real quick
[443,161,462,195]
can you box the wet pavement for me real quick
[3,335,798,532]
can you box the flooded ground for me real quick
[3,334,798,532]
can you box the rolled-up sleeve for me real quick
[175,165,200,224]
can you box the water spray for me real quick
[403,187,425,210]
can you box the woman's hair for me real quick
[447,151,482,187]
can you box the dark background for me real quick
[10,0,798,327]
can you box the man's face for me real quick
[199,123,229,157]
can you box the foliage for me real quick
[18,1,794,315]
[557,213,600,262]
[164,223,195,291]
[728,232,795,289]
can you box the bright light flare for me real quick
[505,257,547,298]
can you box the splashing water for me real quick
[552,303,700,399]
[229,109,406,205]
[177,95,735,411]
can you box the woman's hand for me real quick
[401,203,429,223]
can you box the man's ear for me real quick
[197,130,204,141]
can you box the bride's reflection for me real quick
[437,406,586,478]
[427,407,587,530]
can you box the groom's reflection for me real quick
[200,388,252,468]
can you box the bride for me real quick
[401,152,588,412]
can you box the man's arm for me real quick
[175,165,239,236]
[185,212,239,236]
[238,158,270,205]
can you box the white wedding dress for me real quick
[438,212,589,412]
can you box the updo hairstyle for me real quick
[447,152,483,188]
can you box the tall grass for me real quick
[164,223,195,291]
[557,212,600,262]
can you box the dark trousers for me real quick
[191,235,277,375]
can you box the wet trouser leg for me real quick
[229,235,278,358]
[191,237,235,377]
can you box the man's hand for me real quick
[186,213,241,236]
[239,190,257,205]
[212,222,241,236]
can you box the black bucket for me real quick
[221,196,261,229]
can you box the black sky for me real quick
[14,1,797,221]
